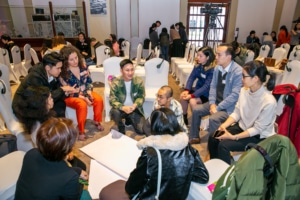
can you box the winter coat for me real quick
[125,132,209,200]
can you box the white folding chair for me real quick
[255,45,270,61]
[103,57,123,121]
[276,60,300,116]
[170,42,190,75]
[11,45,28,78]
[0,48,19,83]
[132,43,146,67]
[22,44,32,71]
[88,45,111,83]
[245,49,255,63]
[30,48,40,64]
[175,44,196,82]
[143,58,169,118]
[288,49,300,61]
[0,63,33,152]
[280,43,290,59]
[272,47,286,66]
[121,40,130,58]
[292,44,300,52]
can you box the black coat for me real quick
[125,133,209,200]
[12,62,66,116]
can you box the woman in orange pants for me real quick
[60,46,104,141]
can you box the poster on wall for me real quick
[90,0,107,15]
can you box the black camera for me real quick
[200,3,222,15]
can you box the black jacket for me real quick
[125,133,209,200]
[75,39,92,59]
[12,62,65,114]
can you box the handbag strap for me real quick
[152,147,162,200]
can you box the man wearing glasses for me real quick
[189,43,242,144]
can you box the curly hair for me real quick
[13,86,55,134]
[60,45,84,79]
[36,118,78,161]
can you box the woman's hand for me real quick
[216,129,234,140]
[66,151,74,161]
[80,170,89,181]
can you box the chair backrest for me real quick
[0,64,25,141]
[30,48,39,64]
[280,43,290,59]
[11,45,22,65]
[188,44,196,64]
[96,45,111,66]
[281,60,300,86]
[288,50,300,61]
[272,47,286,65]
[258,45,270,58]
[292,44,300,51]
[103,57,123,89]
[135,43,143,65]
[121,40,130,58]
[144,58,169,88]
[183,42,191,60]
[0,48,10,66]
[245,50,254,63]
[148,41,152,56]
[23,44,31,61]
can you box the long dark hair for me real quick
[150,108,181,136]
[243,60,275,91]
[60,46,84,79]
[280,25,288,38]
[198,46,215,67]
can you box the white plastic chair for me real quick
[0,151,25,200]
[11,45,28,78]
[255,45,270,61]
[30,48,39,64]
[103,57,123,122]
[288,49,300,61]
[272,47,286,66]
[0,63,33,152]
[143,58,169,118]
[22,44,32,71]
[292,44,300,51]
[0,48,19,83]
[121,40,130,58]
[276,60,300,116]
[170,42,190,75]
[132,43,146,67]
[88,45,111,83]
[188,159,229,200]
[175,44,196,82]
[280,43,290,59]
[245,49,254,63]
[129,37,141,60]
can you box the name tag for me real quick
[201,73,206,78]
[222,80,226,84]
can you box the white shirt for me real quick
[123,81,134,106]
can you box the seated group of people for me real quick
[11,41,278,199]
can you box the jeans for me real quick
[160,45,169,61]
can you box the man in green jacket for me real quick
[109,59,146,134]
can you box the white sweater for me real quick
[230,86,277,139]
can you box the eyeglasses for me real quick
[242,74,251,79]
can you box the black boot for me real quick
[183,114,188,125]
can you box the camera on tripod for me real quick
[200,3,222,15]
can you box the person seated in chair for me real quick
[90,37,103,64]
[12,52,76,118]
[109,59,146,135]
[100,108,208,200]
[15,118,88,200]
[208,60,277,164]
[1,33,16,63]
[143,85,187,136]
[231,41,248,66]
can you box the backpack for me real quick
[0,134,17,158]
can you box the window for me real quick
[187,2,230,49]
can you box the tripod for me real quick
[203,14,223,50]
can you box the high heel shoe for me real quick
[94,121,104,131]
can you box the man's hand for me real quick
[210,104,217,114]
[121,104,137,114]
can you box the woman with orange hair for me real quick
[60,46,104,141]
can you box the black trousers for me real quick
[110,108,145,135]
[53,100,66,117]
[208,123,263,164]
